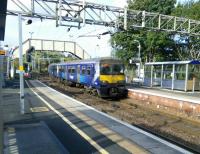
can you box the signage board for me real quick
[0,50,6,56]
[16,70,25,74]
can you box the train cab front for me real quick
[98,63,128,98]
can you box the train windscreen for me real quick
[100,64,124,75]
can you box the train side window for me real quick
[87,66,91,75]
[82,66,86,75]
[68,67,71,73]
[71,68,75,74]
[59,66,61,72]
[68,66,76,74]
[60,66,64,72]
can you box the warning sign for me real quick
[0,50,6,56]
[19,66,24,71]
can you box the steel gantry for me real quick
[6,0,200,36]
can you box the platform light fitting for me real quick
[25,19,32,25]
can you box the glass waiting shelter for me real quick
[143,60,200,91]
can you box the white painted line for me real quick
[26,80,109,154]
[128,88,200,104]
[36,80,193,154]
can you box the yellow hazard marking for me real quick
[100,75,125,83]
[19,66,24,71]
[7,127,19,154]
[30,107,49,113]
[8,127,15,133]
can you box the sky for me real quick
[3,0,191,58]
[3,0,127,58]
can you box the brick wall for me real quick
[128,90,200,116]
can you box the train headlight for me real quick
[102,80,109,84]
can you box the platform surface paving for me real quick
[4,122,68,154]
[0,79,193,154]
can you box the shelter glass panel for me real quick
[144,65,152,78]
[163,65,173,80]
[175,64,185,80]
[152,65,162,86]
[188,65,200,80]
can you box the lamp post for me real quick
[133,40,141,78]
[18,14,32,114]
[18,13,25,114]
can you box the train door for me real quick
[64,65,67,80]
[67,65,71,81]
[77,65,80,83]
[86,65,94,86]
[56,65,59,77]
[80,65,86,84]
[67,65,77,82]
[61,65,65,79]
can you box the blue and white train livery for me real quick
[48,58,128,97]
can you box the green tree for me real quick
[172,1,200,20]
[129,0,176,14]
[172,1,200,60]
[111,0,177,63]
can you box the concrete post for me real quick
[38,58,40,73]
[124,6,127,30]
[192,77,195,93]
[34,52,36,70]
[7,54,10,79]
[10,60,15,78]
[161,64,163,88]
[0,55,3,154]
[18,14,25,114]
[185,64,189,92]
[150,65,153,87]
[172,64,175,90]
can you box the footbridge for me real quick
[7,0,200,36]
[13,39,91,60]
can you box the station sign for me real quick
[0,50,6,56]
[16,70,25,74]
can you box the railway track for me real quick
[132,121,199,154]
[38,76,200,153]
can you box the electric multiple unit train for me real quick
[48,58,128,97]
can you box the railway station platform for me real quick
[0,79,193,154]
[1,80,68,154]
[127,86,200,115]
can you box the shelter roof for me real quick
[145,60,200,65]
